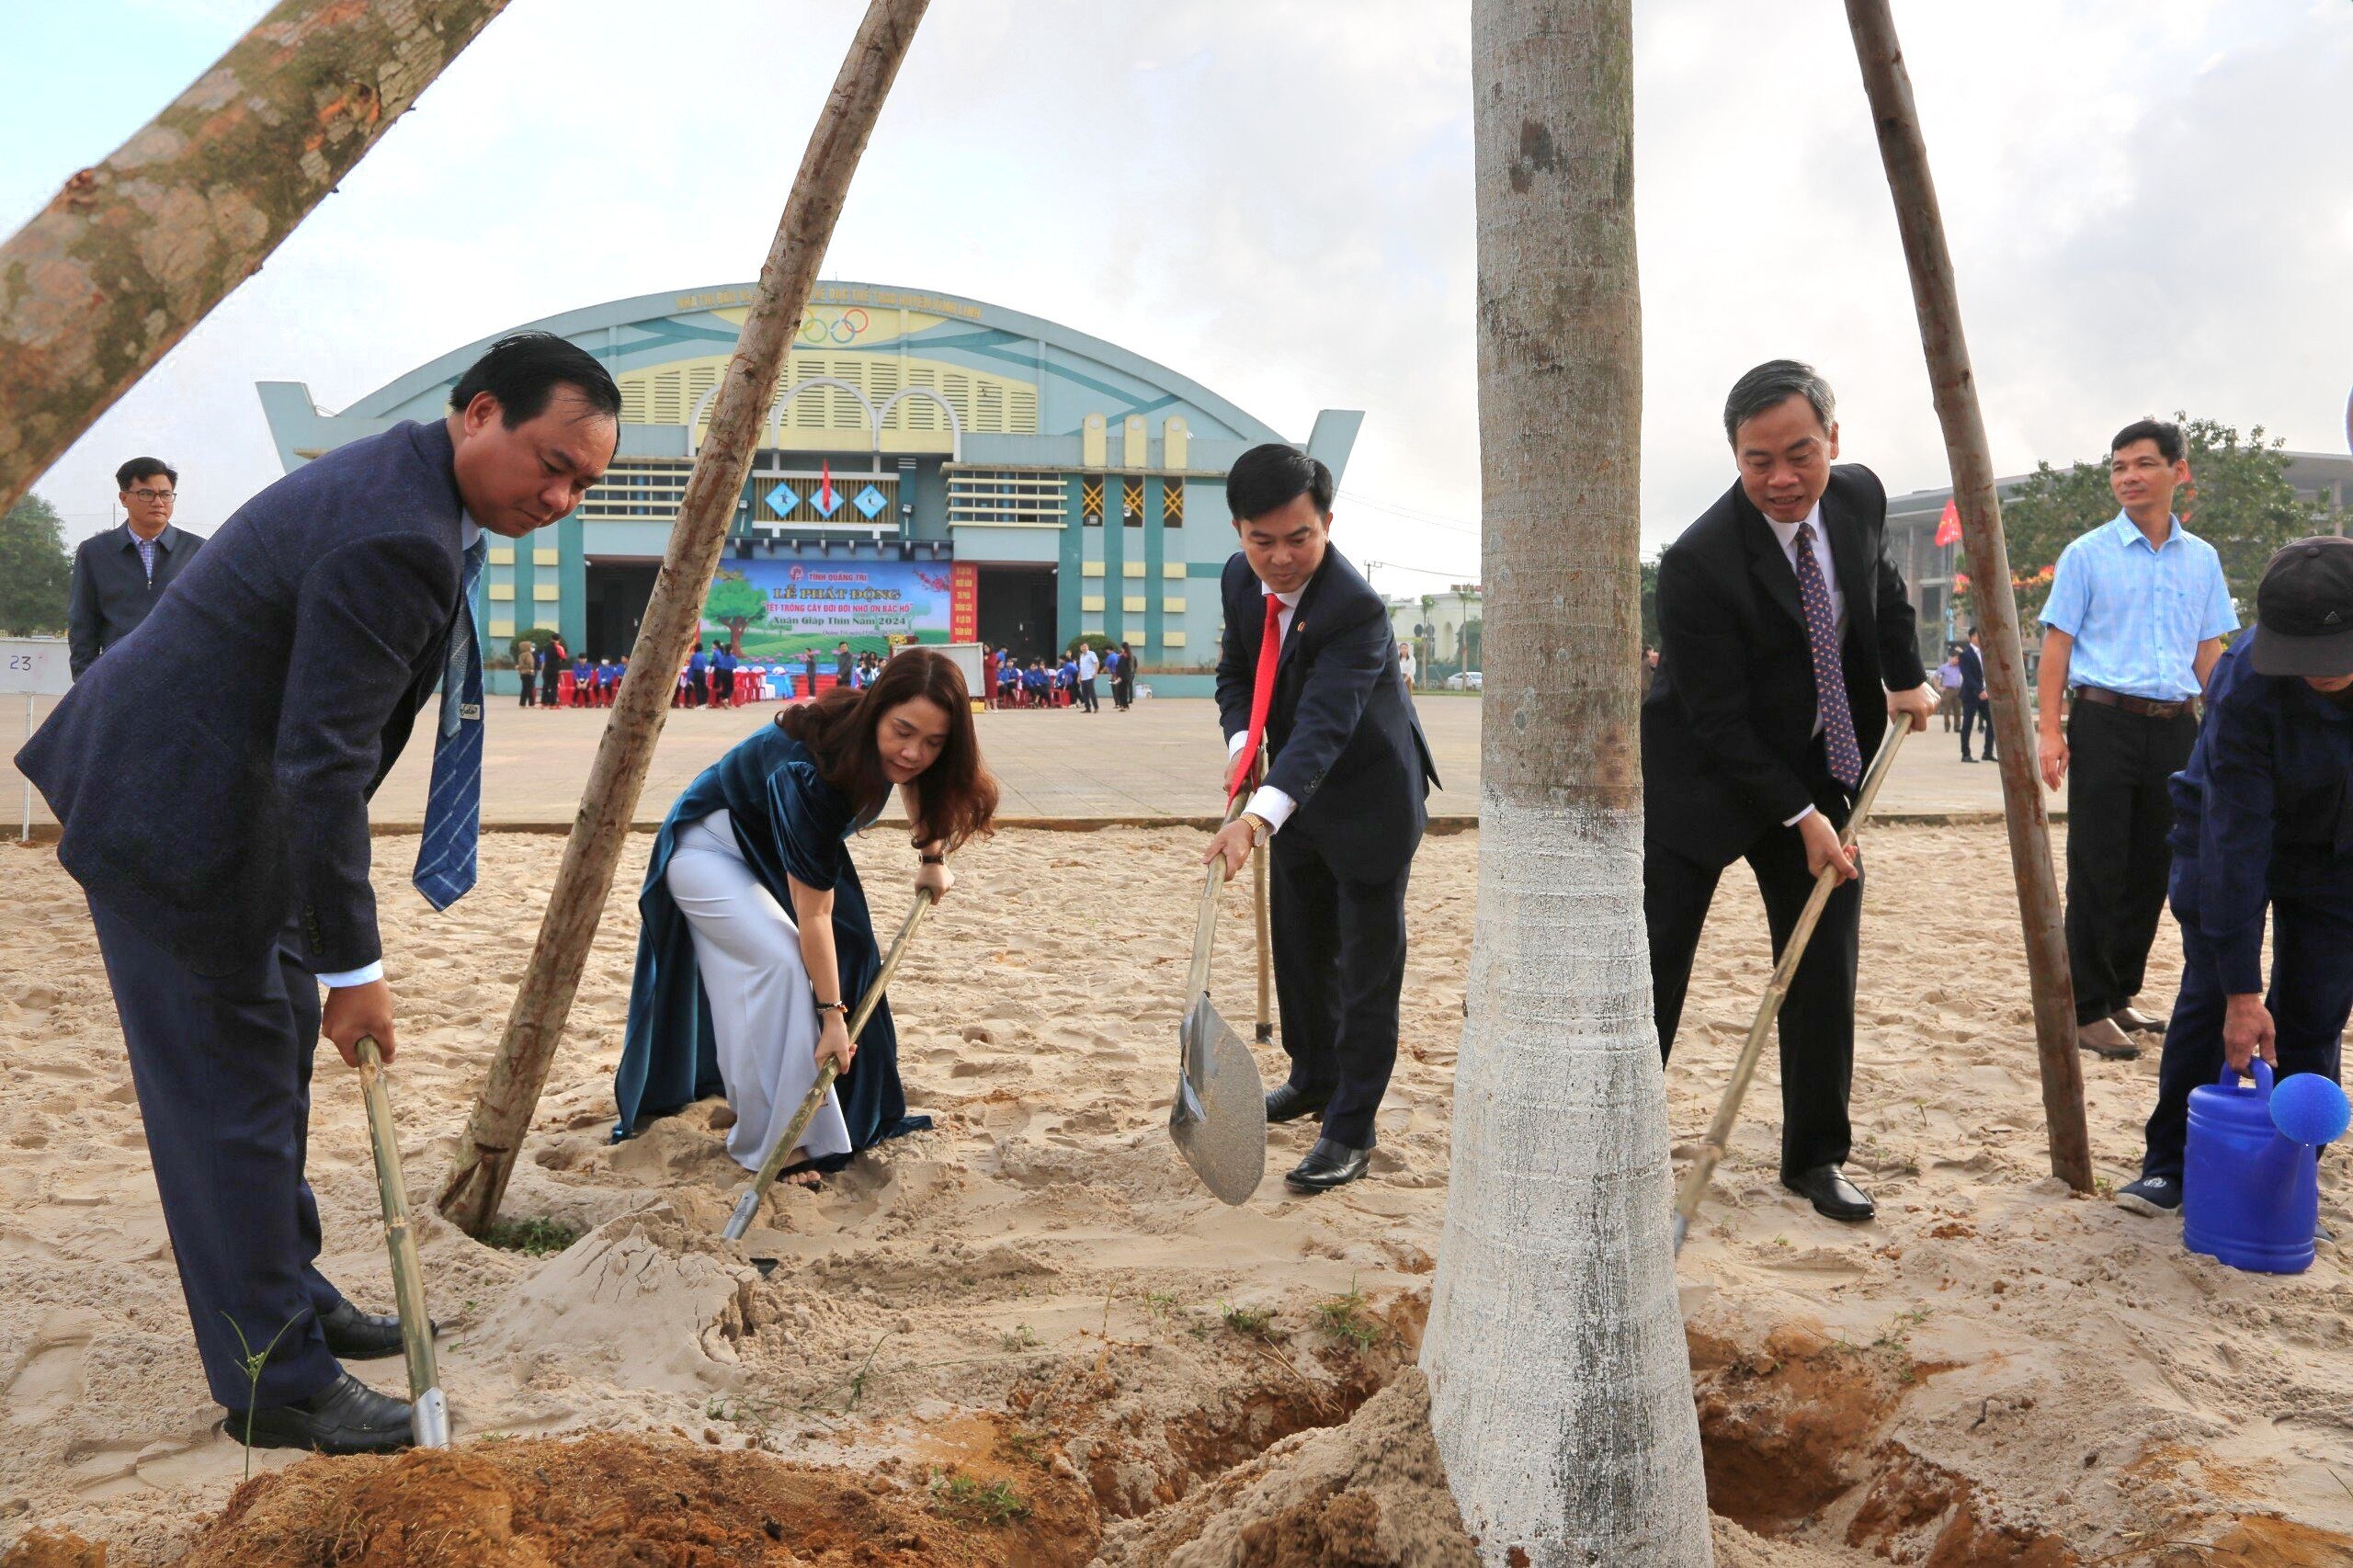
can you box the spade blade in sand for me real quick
[1170,802,1267,1205]
[1173,990,1267,1204]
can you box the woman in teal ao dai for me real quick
[613,650,996,1174]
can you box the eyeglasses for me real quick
[127,489,176,503]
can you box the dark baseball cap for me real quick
[2249,536,2353,678]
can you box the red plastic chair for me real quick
[557,670,575,708]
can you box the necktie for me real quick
[1791,522,1861,790]
[413,536,489,910]
[1227,594,1285,801]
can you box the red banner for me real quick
[1935,497,1961,549]
[950,562,978,642]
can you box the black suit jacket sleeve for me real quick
[272,533,459,973]
[66,540,102,678]
[1873,532,1927,691]
[1215,558,1254,741]
[1263,588,1391,809]
[1655,545,1814,826]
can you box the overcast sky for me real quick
[8,1,2350,593]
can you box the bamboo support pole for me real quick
[722,888,936,1241]
[1845,0,2092,1192]
[438,0,933,1233]
[0,0,513,515]
[356,1037,448,1448]
[1672,723,1910,1254]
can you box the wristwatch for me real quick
[1241,812,1272,848]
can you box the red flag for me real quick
[820,460,836,515]
[1934,497,1962,548]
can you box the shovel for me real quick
[1170,790,1268,1205]
[1670,720,1911,1256]
[722,886,937,1242]
[354,1036,449,1448]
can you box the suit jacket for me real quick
[67,522,204,678]
[1216,546,1438,882]
[18,421,467,976]
[1959,642,1986,701]
[1642,465,1927,869]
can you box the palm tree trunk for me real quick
[436,0,932,1233]
[0,0,514,516]
[1421,2,1714,1563]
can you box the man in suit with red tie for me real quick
[1202,445,1440,1193]
[1642,361,1937,1223]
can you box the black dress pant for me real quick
[540,668,559,707]
[2140,864,2353,1181]
[87,901,346,1409]
[1646,777,1859,1178]
[1960,694,1994,757]
[1078,676,1098,713]
[1267,826,1415,1151]
[2065,699,2199,1023]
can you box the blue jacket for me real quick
[2168,631,2353,994]
[611,726,928,1157]
[18,420,465,976]
[688,650,708,676]
[1216,546,1438,881]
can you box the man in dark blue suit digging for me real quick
[17,333,618,1452]
[1202,445,1439,1194]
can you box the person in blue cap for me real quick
[2118,536,2353,1217]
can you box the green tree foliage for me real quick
[0,494,73,635]
[1640,555,1660,650]
[1981,415,2331,623]
[702,570,768,655]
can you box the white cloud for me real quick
[15,0,2353,586]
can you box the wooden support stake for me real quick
[0,0,515,516]
[438,0,933,1233]
[1846,0,2092,1191]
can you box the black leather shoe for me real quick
[1285,1138,1371,1193]
[1264,1084,1330,1125]
[1783,1165,1874,1222]
[320,1299,437,1360]
[231,1371,413,1455]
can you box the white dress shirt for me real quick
[1766,501,1845,829]
[1226,584,1302,835]
[318,512,484,991]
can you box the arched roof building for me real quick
[259,279,1362,684]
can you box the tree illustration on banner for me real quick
[704,569,767,655]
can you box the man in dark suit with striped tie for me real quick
[17,333,618,1452]
[1642,361,1936,1224]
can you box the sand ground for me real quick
[1,820,2347,1563]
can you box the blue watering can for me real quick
[2182,1060,2351,1276]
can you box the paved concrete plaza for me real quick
[6,688,2026,834]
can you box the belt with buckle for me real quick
[2073,685,2190,721]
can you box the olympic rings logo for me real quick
[798,308,871,346]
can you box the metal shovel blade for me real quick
[1171,993,1267,1204]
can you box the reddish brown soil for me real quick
[160,1426,1098,1568]
[0,1532,107,1568]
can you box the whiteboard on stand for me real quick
[0,638,71,698]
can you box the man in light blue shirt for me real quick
[2036,419,2237,1061]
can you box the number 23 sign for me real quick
[0,639,71,698]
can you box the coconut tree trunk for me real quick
[1421,3,1713,1563]
[1845,0,2090,1190]
[437,0,931,1234]
[0,0,513,516]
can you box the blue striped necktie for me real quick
[413,536,489,910]
[1792,521,1862,790]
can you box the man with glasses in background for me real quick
[67,458,203,679]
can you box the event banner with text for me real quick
[700,560,953,658]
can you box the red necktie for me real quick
[1227,594,1284,801]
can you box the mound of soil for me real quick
[163,1428,1098,1568]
